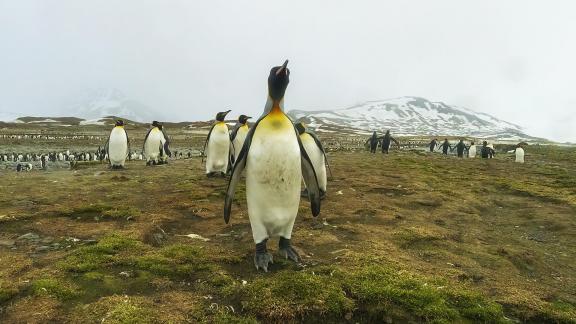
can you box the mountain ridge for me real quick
[287,96,537,140]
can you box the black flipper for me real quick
[201,124,217,164]
[229,123,241,142]
[224,118,263,223]
[104,138,110,163]
[297,128,321,217]
[161,129,172,157]
[307,131,333,179]
[125,129,130,158]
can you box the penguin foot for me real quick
[254,252,274,272]
[254,239,273,272]
[279,237,300,263]
[311,217,323,230]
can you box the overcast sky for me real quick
[0,1,575,142]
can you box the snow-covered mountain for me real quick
[288,97,536,140]
[66,88,163,123]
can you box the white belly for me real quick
[515,148,525,163]
[246,115,301,243]
[232,126,249,162]
[468,145,476,158]
[108,128,128,166]
[301,133,327,191]
[144,129,165,162]
[206,123,230,173]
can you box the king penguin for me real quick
[106,120,129,169]
[229,114,252,167]
[295,122,330,199]
[143,121,167,166]
[203,110,231,176]
[224,60,321,272]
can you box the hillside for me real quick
[288,97,541,141]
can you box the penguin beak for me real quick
[276,60,289,76]
[247,116,252,119]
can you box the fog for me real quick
[0,1,575,142]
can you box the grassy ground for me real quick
[0,146,575,323]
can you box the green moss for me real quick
[343,265,504,323]
[235,270,354,320]
[31,278,79,301]
[392,227,443,249]
[134,244,215,278]
[101,206,141,220]
[70,295,155,324]
[59,234,144,273]
[541,299,576,323]
[0,282,18,303]
[211,311,259,324]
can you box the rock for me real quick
[35,245,50,252]
[177,234,210,242]
[17,233,40,240]
[119,271,132,278]
[0,239,15,247]
[41,237,54,244]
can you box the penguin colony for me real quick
[4,61,527,274]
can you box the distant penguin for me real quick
[296,122,329,199]
[455,139,467,158]
[429,139,438,152]
[229,114,252,167]
[480,141,495,159]
[440,139,452,155]
[143,121,168,165]
[224,60,321,272]
[381,130,399,154]
[369,131,378,153]
[203,110,231,176]
[468,142,476,158]
[515,144,525,163]
[106,120,129,169]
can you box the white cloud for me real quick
[0,0,574,142]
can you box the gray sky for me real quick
[0,1,575,142]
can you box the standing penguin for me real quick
[514,144,525,163]
[229,114,251,166]
[440,138,452,155]
[224,60,321,272]
[468,141,476,158]
[105,120,129,169]
[203,110,231,176]
[296,122,330,199]
[454,139,467,158]
[369,131,378,153]
[381,130,400,154]
[429,138,438,152]
[143,121,170,166]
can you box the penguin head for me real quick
[295,122,306,135]
[483,141,488,146]
[268,60,290,102]
[386,130,390,134]
[115,120,124,127]
[152,120,160,128]
[216,110,231,122]
[238,115,251,124]
[471,141,475,145]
